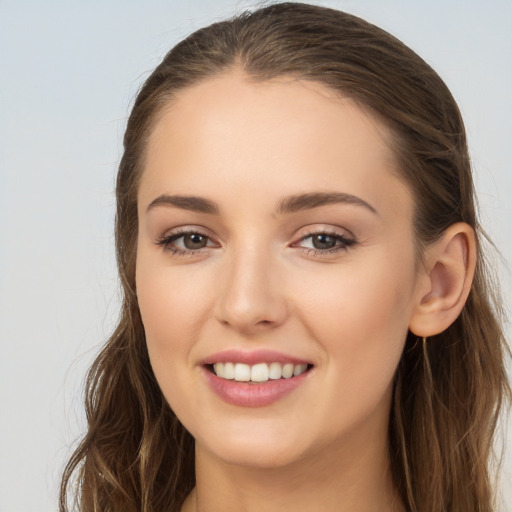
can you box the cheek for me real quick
[301,251,414,332]
[135,254,204,390]
[135,259,208,418]
[136,254,211,345]
[297,248,416,403]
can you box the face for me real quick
[136,73,422,470]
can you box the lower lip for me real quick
[202,367,311,407]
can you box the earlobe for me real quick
[409,223,476,337]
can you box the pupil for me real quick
[185,233,207,249]
[313,234,336,249]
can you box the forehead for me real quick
[139,72,412,219]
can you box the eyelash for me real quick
[293,230,357,256]
[155,228,357,257]
[156,228,216,256]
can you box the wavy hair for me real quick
[60,3,510,511]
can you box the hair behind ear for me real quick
[391,224,509,511]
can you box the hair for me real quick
[60,3,510,511]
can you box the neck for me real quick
[182,424,403,512]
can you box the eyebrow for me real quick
[146,191,377,216]
[276,192,378,215]
[146,194,220,215]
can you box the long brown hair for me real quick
[60,3,510,511]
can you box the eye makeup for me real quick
[155,225,357,259]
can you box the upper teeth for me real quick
[213,362,308,382]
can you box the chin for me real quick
[211,442,305,469]
[194,422,312,469]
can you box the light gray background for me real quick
[1,1,510,511]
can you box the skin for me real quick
[135,72,474,511]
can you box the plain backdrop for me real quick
[0,1,511,511]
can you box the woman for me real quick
[60,3,510,511]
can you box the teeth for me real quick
[251,363,269,382]
[293,364,308,376]
[212,362,309,382]
[282,363,294,379]
[234,363,251,381]
[269,362,282,380]
[223,362,234,379]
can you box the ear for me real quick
[409,223,476,337]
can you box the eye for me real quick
[293,230,356,255]
[302,233,339,250]
[156,229,218,255]
[178,233,209,250]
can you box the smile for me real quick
[212,362,309,382]
[202,351,314,407]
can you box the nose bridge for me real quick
[215,238,287,332]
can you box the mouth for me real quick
[201,351,314,406]
[207,362,313,383]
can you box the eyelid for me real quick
[155,224,217,241]
[155,226,220,254]
[292,224,355,242]
[154,224,356,257]
[290,226,357,256]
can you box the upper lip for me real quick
[202,349,312,366]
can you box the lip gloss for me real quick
[201,365,311,407]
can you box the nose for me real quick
[214,244,289,335]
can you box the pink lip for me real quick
[200,349,313,408]
[202,349,311,366]
[201,367,311,407]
